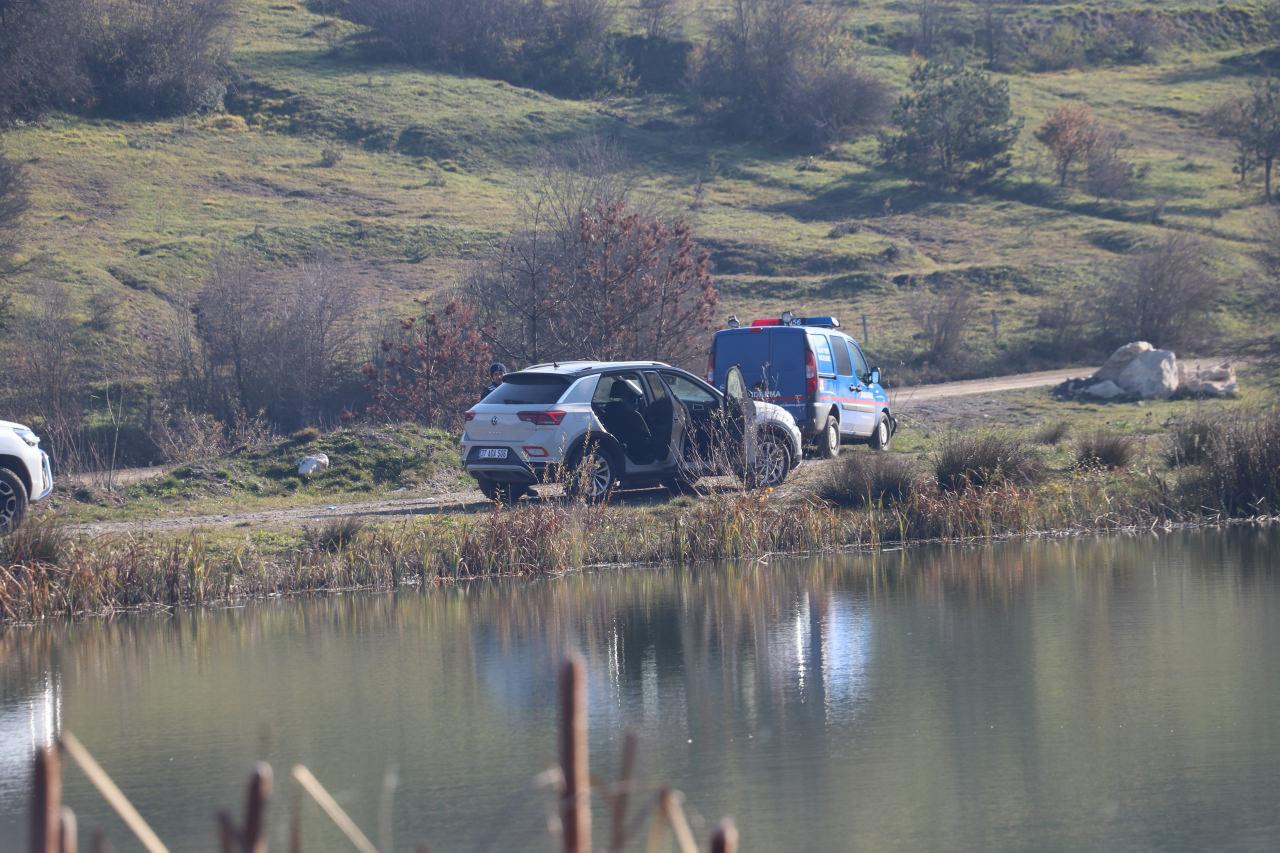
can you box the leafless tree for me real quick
[906,286,976,363]
[635,0,684,39]
[912,0,956,57]
[975,0,1013,70]
[1103,233,1223,348]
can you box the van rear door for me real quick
[712,327,809,427]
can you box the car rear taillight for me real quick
[706,351,715,384]
[464,411,475,422]
[805,349,818,399]
[518,410,566,426]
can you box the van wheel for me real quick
[817,416,841,459]
[868,415,892,452]
[0,468,29,534]
[480,480,528,506]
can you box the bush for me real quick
[880,60,1022,189]
[0,517,69,566]
[1186,409,1280,516]
[307,516,366,553]
[319,146,344,168]
[933,432,1042,492]
[693,0,890,149]
[819,452,917,508]
[1074,431,1137,470]
[290,426,323,445]
[1032,421,1070,446]
[338,0,630,98]
[1102,233,1223,349]
[0,0,88,122]
[1165,414,1216,467]
[0,151,28,275]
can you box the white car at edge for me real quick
[0,419,54,533]
[461,361,802,503]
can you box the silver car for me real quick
[462,361,802,503]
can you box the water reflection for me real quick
[1,528,1278,851]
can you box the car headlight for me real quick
[12,426,39,447]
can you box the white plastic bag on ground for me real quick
[298,453,330,476]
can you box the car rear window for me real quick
[483,374,571,405]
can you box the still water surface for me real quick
[2,529,1279,851]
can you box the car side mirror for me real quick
[869,367,881,385]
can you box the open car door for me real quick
[723,365,757,484]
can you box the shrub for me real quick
[1102,233,1222,349]
[1032,421,1070,446]
[319,146,344,167]
[1083,129,1141,199]
[0,151,28,276]
[880,60,1022,189]
[290,426,323,445]
[819,452,917,508]
[1185,409,1280,516]
[0,0,88,122]
[0,517,69,566]
[1074,431,1137,470]
[1165,414,1216,467]
[308,516,366,553]
[693,0,890,149]
[905,286,975,364]
[933,432,1042,492]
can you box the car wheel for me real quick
[868,414,892,452]
[479,480,528,506]
[0,468,29,534]
[817,415,841,459]
[565,447,618,503]
[748,430,792,489]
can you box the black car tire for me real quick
[867,414,892,452]
[479,480,528,506]
[0,467,29,534]
[748,429,792,489]
[564,446,618,504]
[817,415,841,459]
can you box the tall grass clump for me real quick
[933,431,1043,492]
[1074,431,1137,470]
[1186,408,1280,516]
[1032,420,1070,446]
[819,452,917,508]
[1165,413,1216,467]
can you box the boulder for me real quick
[1094,341,1154,384]
[1084,380,1125,400]
[1115,348,1179,399]
[298,453,331,476]
[1178,361,1238,398]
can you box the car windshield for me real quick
[482,374,571,405]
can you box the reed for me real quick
[1073,431,1138,470]
[1185,407,1280,516]
[933,431,1043,492]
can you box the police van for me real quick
[707,312,895,458]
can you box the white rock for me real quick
[298,452,330,476]
[1095,341,1154,383]
[1084,380,1126,400]
[1114,349,1178,399]
[1179,361,1238,398]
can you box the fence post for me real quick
[991,309,999,342]
[861,315,870,344]
[31,745,61,853]
[560,654,590,853]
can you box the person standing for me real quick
[483,363,506,399]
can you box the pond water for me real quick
[2,528,1279,851]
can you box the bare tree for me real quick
[912,0,956,57]
[1035,104,1101,187]
[635,0,684,39]
[975,0,1012,70]
[906,286,976,363]
[1104,233,1222,348]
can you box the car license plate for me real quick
[477,448,508,460]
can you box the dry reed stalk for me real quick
[560,654,590,853]
[291,765,377,853]
[59,733,167,853]
[31,746,60,853]
[710,820,738,853]
[58,808,77,853]
[608,730,638,852]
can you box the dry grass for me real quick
[1074,431,1138,470]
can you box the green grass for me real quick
[2,0,1278,390]
[55,423,467,522]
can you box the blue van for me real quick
[707,313,895,457]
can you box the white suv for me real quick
[461,361,802,502]
[0,420,54,533]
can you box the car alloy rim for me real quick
[0,479,16,524]
[589,457,612,497]
[756,437,787,487]
[879,421,888,444]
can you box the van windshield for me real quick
[482,374,571,405]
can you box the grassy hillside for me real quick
[3,0,1278,392]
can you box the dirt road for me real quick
[66,365,1096,536]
